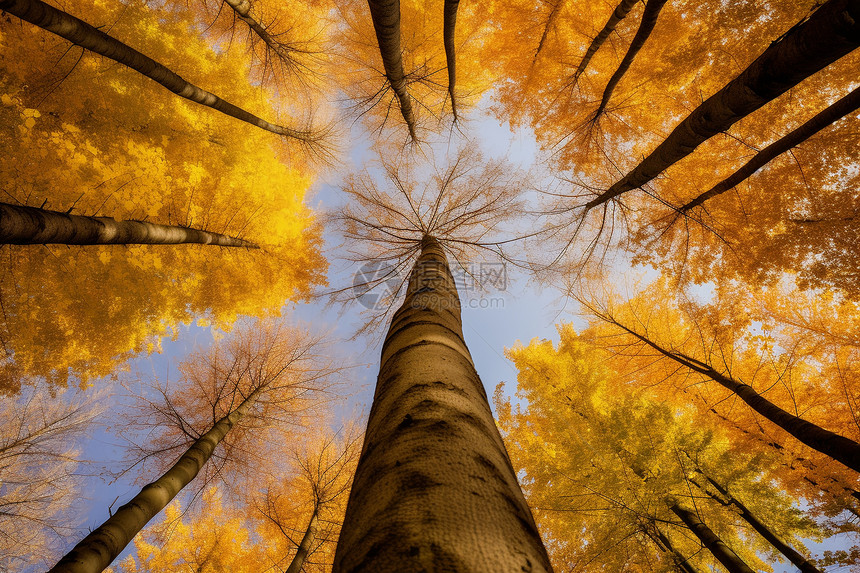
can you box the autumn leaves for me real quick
[488,0,860,570]
[1,0,860,571]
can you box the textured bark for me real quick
[49,386,265,573]
[0,202,257,247]
[585,0,860,209]
[611,319,860,473]
[679,85,860,211]
[572,0,638,82]
[692,474,823,573]
[333,236,552,572]
[285,506,319,573]
[367,0,417,139]
[443,0,460,120]
[0,0,314,141]
[668,501,755,573]
[593,0,668,117]
[649,524,701,573]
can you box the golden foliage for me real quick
[498,326,827,571]
[0,0,327,389]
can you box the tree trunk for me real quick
[608,317,860,473]
[48,386,265,573]
[285,505,319,573]
[593,0,668,118]
[692,473,823,573]
[0,202,257,247]
[333,236,552,572]
[443,0,460,120]
[649,524,701,573]
[0,0,316,142]
[679,85,860,212]
[533,0,565,65]
[222,0,308,71]
[367,0,417,139]
[572,0,638,82]
[667,500,755,573]
[585,0,860,210]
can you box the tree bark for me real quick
[443,0,460,120]
[667,500,755,573]
[285,505,319,573]
[0,0,315,142]
[0,202,257,247]
[585,0,860,210]
[593,0,668,118]
[367,0,417,140]
[572,0,638,82]
[692,473,823,573]
[679,85,860,212]
[648,524,701,573]
[333,236,552,572]
[606,316,860,473]
[48,386,265,573]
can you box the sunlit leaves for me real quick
[0,0,326,389]
[498,326,826,572]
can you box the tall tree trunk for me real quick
[285,505,319,573]
[667,500,755,573]
[443,0,460,121]
[691,473,823,573]
[572,0,638,82]
[585,0,860,210]
[592,0,668,118]
[604,316,860,473]
[48,386,266,573]
[648,523,701,573]
[0,0,316,142]
[367,0,417,140]
[333,236,552,572]
[679,85,860,212]
[0,203,257,247]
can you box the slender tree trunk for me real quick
[606,316,860,473]
[679,85,860,212]
[667,500,755,573]
[648,524,701,573]
[333,236,552,572]
[49,386,265,573]
[593,0,668,118]
[367,0,417,140]
[0,202,257,247]
[572,0,638,82]
[443,0,460,120]
[285,505,319,573]
[691,474,823,573]
[223,0,308,70]
[533,0,565,65]
[0,0,315,142]
[585,0,860,210]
